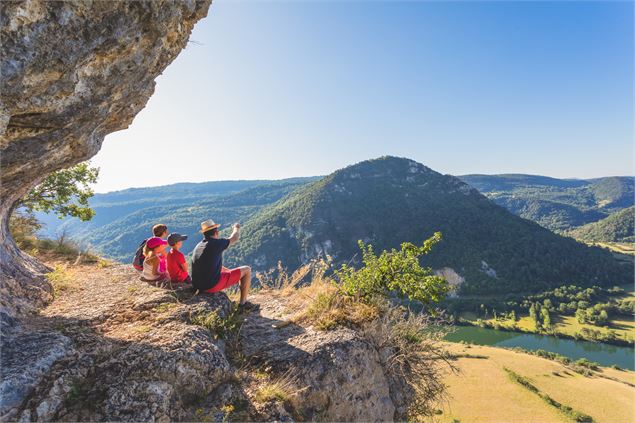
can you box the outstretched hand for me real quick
[228,223,241,246]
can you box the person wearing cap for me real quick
[141,236,169,282]
[191,219,257,311]
[166,233,191,284]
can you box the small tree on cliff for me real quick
[19,162,100,221]
[10,162,99,241]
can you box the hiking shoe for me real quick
[238,301,260,312]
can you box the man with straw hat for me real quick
[191,219,258,311]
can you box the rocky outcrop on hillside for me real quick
[0,0,211,321]
[240,293,395,421]
[1,261,406,422]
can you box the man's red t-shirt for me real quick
[167,249,189,282]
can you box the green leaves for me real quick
[20,162,99,221]
[336,231,449,306]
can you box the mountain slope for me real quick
[227,157,631,294]
[36,178,318,239]
[458,174,634,232]
[49,178,317,262]
[568,207,635,243]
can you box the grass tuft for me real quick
[190,304,244,340]
[45,265,76,296]
[253,373,299,404]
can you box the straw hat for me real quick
[200,219,221,233]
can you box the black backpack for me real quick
[132,239,147,270]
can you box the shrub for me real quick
[574,358,600,371]
[335,232,449,306]
[267,243,453,419]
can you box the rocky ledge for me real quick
[1,261,405,422]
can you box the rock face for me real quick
[0,0,212,319]
[240,293,396,422]
[0,330,71,419]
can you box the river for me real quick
[446,326,635,370]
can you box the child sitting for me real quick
[133,223,169,271]
[166,233,191,284]
[141,237,169,282]
[153,224,169,274]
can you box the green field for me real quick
[457,284,635,345]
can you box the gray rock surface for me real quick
[240,293,396,422]
[0,331,72,420]
[0,0,212,319]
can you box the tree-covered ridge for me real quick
[41,178,317,262]
[226,157,632,295]
[458,174,634,232]
[568,207,635,243]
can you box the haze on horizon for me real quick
[92,0,633,193]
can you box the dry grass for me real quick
[253,375,296,404]
[439,343,635,423]
[363,308,454,419]
[256,260,455,419]
[45,265,77,296]
[295,284,381,330]
[258,260,383,330]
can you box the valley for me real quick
[5,2,632,421]
[458,174,634,233]
[31,157,634,382]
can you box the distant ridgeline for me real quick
[458,174,634,233]
[36,178,319,262]
[36,157,632,295]
[224,157,632,295]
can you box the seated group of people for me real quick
[134,219,256,310]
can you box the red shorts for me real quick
[205,268,242,293]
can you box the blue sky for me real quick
[93,0,633,193]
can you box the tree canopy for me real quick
[20,162,99,221]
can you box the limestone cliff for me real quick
[0,0,211,320]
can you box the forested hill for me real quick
[225,157,631,295]
[458,174,634,232]
[37,177,319,262]
[568,206,635,243]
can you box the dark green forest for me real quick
[226,157,632,295]
[459,174,634,232]
[568,206,635,243]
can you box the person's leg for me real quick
[237,265,251,304]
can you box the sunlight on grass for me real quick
[45,265,76,296]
